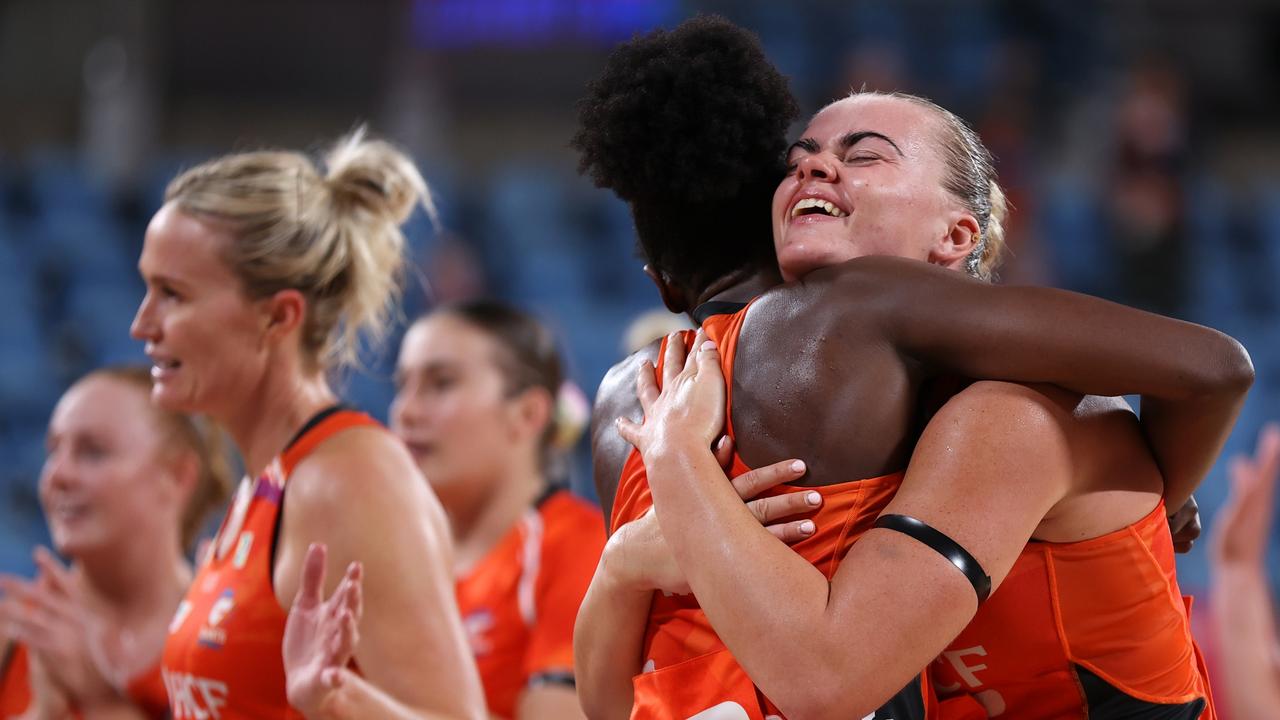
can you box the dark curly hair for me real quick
[573,15,798,295]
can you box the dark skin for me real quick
[594,256,1251,525]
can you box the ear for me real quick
[644,265,689,315]
[260,289,308,344]
[927,211,981,271]
[509,386,554,445]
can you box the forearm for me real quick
[1141,393,1247,509]
[1211,564,1280,715]
[644,447,852,715]
[858,257,1254,402]
[308,673,480,720]
[573,553,651,720]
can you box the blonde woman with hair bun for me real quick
[131,129,484,720]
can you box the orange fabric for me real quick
[0,643,30,719]
[162,409,378,720]
[124,664,170,719]
[456,489,605,719]
[931,501,1215,718]
[1,643,168,719]
[611,308,923,719]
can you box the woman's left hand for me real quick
[283,543,363,718]
[0,549,119,707]
[617,329,726,460]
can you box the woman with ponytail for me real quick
[574,16,1246,719]
[391,300,603,720]
[132,129,484,719]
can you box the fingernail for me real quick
[716,436,728,450]
[799,520,815,535]
[701,340,716,351]
[790,460,806,473]
[805,492,821,506]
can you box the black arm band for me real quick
[874,514,992,605]
[527,670,576,690]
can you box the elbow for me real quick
[1185,332,1254,399]
[778,690,878,720]
[1223,336,1256,393]
[769,666,881,720]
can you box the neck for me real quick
[691,265,783,314]
[450,462,545,575]
[221,362,337,477]
[75,530,190,626]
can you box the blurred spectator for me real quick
[1106,57,1192,316]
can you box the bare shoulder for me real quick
[591,340,660,524]
[934,381,1079,460]
[285,425,445,531]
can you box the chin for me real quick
[152,384,204,415]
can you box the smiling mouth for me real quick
[790,198,848,219]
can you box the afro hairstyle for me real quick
[572,15,798,295]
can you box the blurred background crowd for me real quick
[0,0,1277,686]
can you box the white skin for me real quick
[0,375,196,720]
[130,202,484,720]
[389,315,584,720]
[772,94,979,282]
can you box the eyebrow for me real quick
[787,131,904,159]
[839,131,903,156]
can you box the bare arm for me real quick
[572,541,652,720]
[578,389,819,720]
[621,339,1075,719]
[824,255,1253,509]
[1210,425,1280,717]
[591,345,659,529]
[276,428,485,720]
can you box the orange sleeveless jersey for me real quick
[932,501,1215,719]
[162,408,378,720]
[0,643,169,719]
[610,305,934,720]
[456,488,605,719]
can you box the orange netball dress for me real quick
[456,488,605,719]
[0,643,169,719]
[611,303,934,720]
[162,407,377,720]
[932,502,1215,719]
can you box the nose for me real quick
[131,292,157,341]
[40,449,74,494]
[390,387,426,434]
[796,153,838,183]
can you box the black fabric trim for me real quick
[691,300,749,326]
[874,514,992,604]
[870,675,928,719]
[527,670,576,689]
[271,404,350,580]
[1076,664,1208,719]
[283,404,347,453]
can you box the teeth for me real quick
[791,197,847,218]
